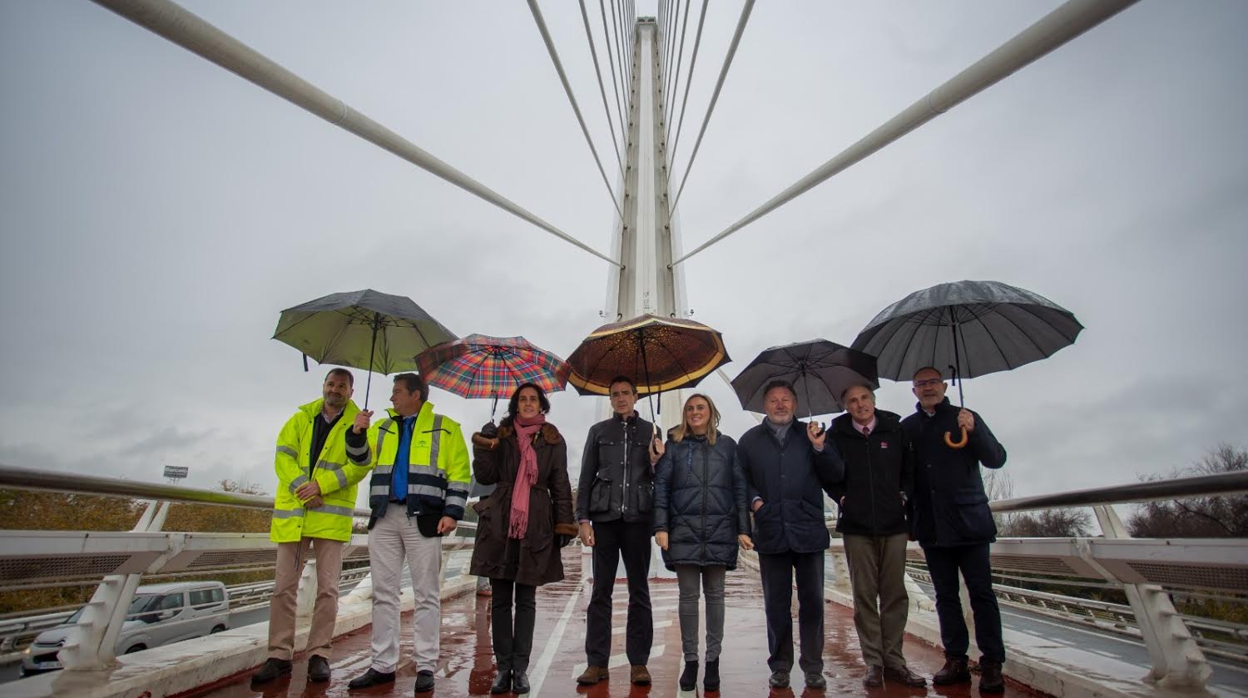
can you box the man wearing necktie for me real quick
[828,384,925,688]
[348,373,471,694]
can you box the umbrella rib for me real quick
[272,312,321,339]
[991,305,1046,363]
[1015,302,1081,343]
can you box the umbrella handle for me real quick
[944,428,968,449]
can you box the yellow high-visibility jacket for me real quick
[271,398,372,543]
[365,401,471,525]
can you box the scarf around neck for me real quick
[509,413,547,539]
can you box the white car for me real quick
[20,581,229,675]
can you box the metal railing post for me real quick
[1092,505,1211,689]
[61,500,172,670]
[295,556,319,618]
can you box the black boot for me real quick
[979,660,1005,693]
[250,658,291,684]
[933,656,971,685]
[704,659,720,692]
[490,669,512,694]
[679,661,698,691]
[512,670,530,694]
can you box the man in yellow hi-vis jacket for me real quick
[347,372,470,694]
[252,368,373,686]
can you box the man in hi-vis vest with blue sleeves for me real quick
[347,373,470,694]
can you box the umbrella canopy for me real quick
[273,289,456,406]
[415,334,570,414]
[567,314,730,398]
[731,340,879,416]
[852,280,1083,384]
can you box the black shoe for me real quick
[805,672,827,689]
[414,670,436,693]
[308,655,331,683]
[932,656,971,685]
[490,669,512,694]
[883,665,927,687]
[979,660,1005,693]
[704,659,720,692]
[251,658,292,684]
[769,670,790,689]
[679,661,698,691]
[348,667,396,690]
[512,670,530,694]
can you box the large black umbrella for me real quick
[731,340,878,417]
[852,279,1083,446]
[273,289,457,407]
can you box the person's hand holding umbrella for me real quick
[806,421,827,450]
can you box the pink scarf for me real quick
[509,414,546,539]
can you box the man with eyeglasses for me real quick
[901,367,1008,693]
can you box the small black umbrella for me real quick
[731,340,879,418]
[852,279,1083,447]
[273,289,457,407]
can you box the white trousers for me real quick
[369,505,443,673]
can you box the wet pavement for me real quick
[188,549,1041,698]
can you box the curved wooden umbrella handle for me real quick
[944,428,968,449]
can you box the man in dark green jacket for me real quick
[902,367,1008,693]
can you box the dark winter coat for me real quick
[468,420,578,586]
[737,419,845,555]
[575,412,656,524]
[901,397,1007,547]
[652,431,751,571]
[827,410,915,537]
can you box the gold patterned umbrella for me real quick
[567,314,730,401]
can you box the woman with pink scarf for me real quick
[469,383,577,695]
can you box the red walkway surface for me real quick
[189,549,1040,698]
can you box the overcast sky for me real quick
[1,1,1245,514]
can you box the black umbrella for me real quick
[852,279,1083,447]
[731,340,878,418]
[273,289,457,407]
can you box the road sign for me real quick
[163,465,189,479]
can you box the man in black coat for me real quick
[574,376,657,687]
[901,367,1008,693]
[738,380,844,690]
[828,385,926,688]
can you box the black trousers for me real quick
[922,543,1005,663]
[585,519,653,666]
[758,550,825,674]
[490,578,536,672]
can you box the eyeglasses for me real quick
[913,378,944,388]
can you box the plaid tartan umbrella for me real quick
[415,334,571,417]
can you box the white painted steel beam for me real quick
[672,0,1139,266]
[89,0,621,268]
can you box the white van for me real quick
[20,581,230,675]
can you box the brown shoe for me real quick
[932,656,971,685]
[883,665,927,687]
[979,660,1005,693]
[630,665,652,686]
[576,665,608,686]
[862,665,883,687]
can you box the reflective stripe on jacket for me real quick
[365,401,471,524]
[271,398,372,543]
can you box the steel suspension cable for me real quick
[578,0,625,176]
[615,0,631,112]
[669,0,708,166]
[91,0,621,268]
[599,0,627,139]
[668,0,755,215]
[527,0,622,219]
[672,0,1139,266]
[664,0,681,116]
[666,0,692,156]
[609,0,629,118]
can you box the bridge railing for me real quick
[820,469,1248,690]
[0,463,476,672]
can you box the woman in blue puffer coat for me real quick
[651,393,753,692]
